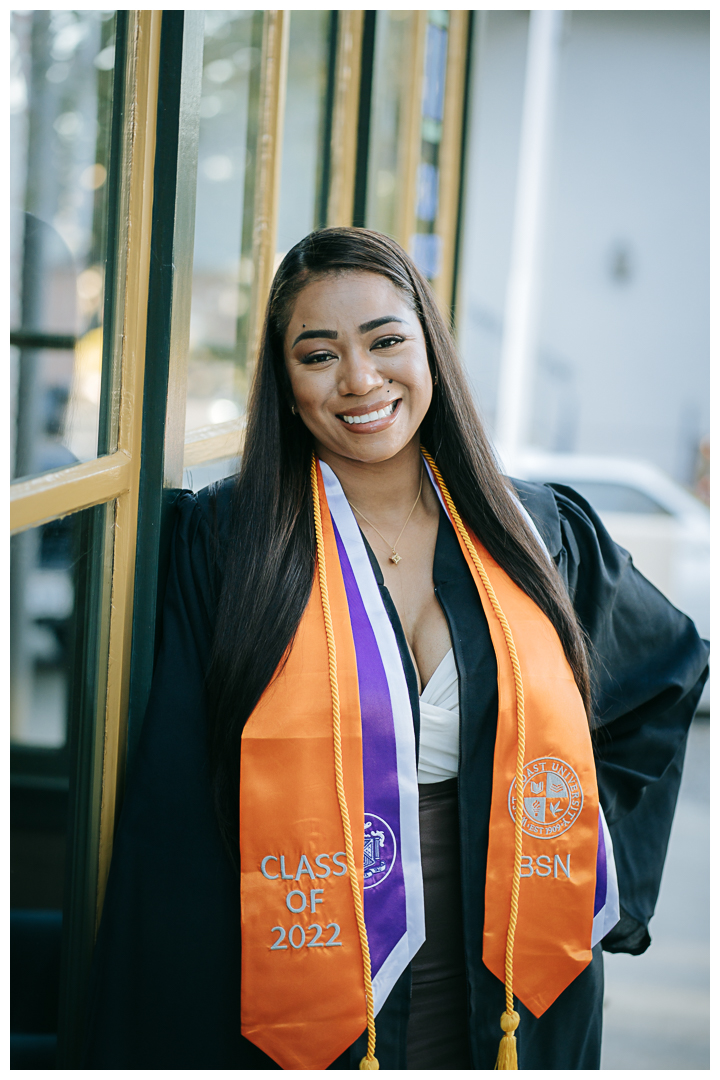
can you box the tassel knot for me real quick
[495,1010,520,1070]
[360,1054,379,1069]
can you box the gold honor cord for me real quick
[422,449,525,1070]
[311,456,379,1070]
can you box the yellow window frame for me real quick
[10,8,472,920]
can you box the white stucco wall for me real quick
[456,11,709,484]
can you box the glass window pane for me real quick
[409,10,449,283]
[186,10,264,436]
[186,11,334,439]
[11,11,118,482]
[11,505,113,752]
[365,11,417,241]
[276,10,332,256]
[11,502,113,1066]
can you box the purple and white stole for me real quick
[321,460,426,1012]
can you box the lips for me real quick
[339,399,399,426]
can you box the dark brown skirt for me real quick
[406,778,473,1069]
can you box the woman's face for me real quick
[284,271,433,464]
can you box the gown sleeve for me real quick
[548,483,709,954]
[82,482,272,1069]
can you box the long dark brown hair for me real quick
[206,227,591,863]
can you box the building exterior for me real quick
[457,10,709,487]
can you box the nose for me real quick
[336,346,384,398]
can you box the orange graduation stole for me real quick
[238,453,608,1071]
[425,459,601,1067]
[239,461,369,1070]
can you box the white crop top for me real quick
[417,648,460,784]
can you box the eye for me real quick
[301,350,337,365]
[371,334,405,350]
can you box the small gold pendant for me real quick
[390,551,402,565]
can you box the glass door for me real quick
[9,10,472,1067]
[10,11,162,1067]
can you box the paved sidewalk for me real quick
[601,717,709,1069]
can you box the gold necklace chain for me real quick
[348,471,424,565]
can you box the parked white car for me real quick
[505,450,710,711]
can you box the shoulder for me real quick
[511,473,708,691]
[508,477,563,557]
[167,476,238,614]
[173,475,237,563]
[196,473,237,523]
[176,473,237,528]
[509,475,613,545]
[507,476,644,653]
[508,476,629,594]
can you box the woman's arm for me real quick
[549,483,708,953]
[83,480,269,1068]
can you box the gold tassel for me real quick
[423,451,526,1074]
[359,1055,379,1070]
[495,1010,520,1069]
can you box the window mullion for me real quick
[124,10,204,767]
[183,418,246,470]
[54,10,163,1067]
[398,12,428,253]
[327,11,365,227]
[433,11,471,315]
[246,10,290,373]
[10,450,132,535]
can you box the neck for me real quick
[316,437,426,525]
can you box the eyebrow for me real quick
[358,315,408,334]
[291,315,408,349]
[292,328,338,347]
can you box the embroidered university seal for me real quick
[508,757,584,838]
[363,813,397,889]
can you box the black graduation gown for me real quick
[82,477,709,1070]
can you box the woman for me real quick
[84,228,708,1070]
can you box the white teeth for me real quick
[342,402,395,425]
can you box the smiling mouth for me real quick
[339,400,399,426]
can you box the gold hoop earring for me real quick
[291,404,297,415]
